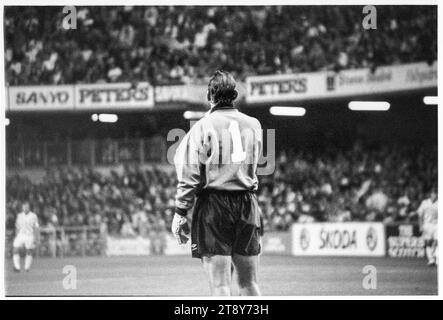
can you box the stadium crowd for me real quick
[6,143,437,234]
[5,6,437,85]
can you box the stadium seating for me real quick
[4,6,437,234]
[4,6,437,85]
[6,143,437,234]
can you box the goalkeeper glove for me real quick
[171,208,190,245]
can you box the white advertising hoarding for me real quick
[246,61,437,103]
[154,84,208,104]
[8,85,75,111]
[291,222,386,257]
[8,82,155,111]
[246,72,327,104]
[106,236,152,256]
[75,82,155,110]
[326,61,437,97]
[7,61,436,110]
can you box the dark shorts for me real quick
[191,189,263,259]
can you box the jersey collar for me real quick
[210,102,237,113]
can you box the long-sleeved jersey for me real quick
[174,106,263,211]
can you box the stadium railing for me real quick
[5,226,107,258]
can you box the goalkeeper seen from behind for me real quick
[171,70,263,296]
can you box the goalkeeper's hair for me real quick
[207,70,238,105]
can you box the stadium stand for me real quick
[5,6,437,85]
[4,5,437,235]
[6,143,437,234]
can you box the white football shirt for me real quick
[417,199,438,225]
[16,211,39,236]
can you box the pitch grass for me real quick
[5,255,437,296]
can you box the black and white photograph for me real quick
[0,2,439,299]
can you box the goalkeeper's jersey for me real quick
[174,104,263,211]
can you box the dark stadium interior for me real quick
[6,90,437,146]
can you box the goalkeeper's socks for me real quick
[13,253,21,271]
[24,254,33,271]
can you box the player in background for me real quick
[417,189,438,266]
[12,202,39,272]
[171,70,263,296]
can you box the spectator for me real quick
[6,142,437,233]
[4,6,437,85]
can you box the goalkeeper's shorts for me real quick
[190,189,263,259]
